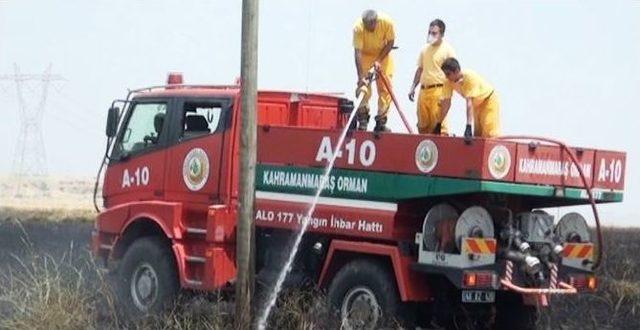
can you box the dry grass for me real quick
[0,241,167,329]
[0,175,96,221]
[539,228,640,330]
[0,230,119,330]
[257,289,341,329]
[0,256,337,329]
[0,220,338,329]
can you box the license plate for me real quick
[461,290,495,303]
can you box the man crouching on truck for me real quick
[434,57,501,140]
[353,9,396,132]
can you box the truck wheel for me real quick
[327,259,411,329]
[116,236,179,319]
[494,292,538,330]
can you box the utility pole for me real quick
[236,0,258,328]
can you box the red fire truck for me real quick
[92,74,626,328]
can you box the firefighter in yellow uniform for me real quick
[409,19,456,135]
[437,57,501,139]
[353,9,395,132]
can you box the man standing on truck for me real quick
[435,57,501,140]
[353,9,395,132]
[408,19,456,135]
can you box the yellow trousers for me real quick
[473,92,501,137]
[358,59,393,117]
[417,87,448,135]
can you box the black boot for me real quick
[348,116,358,131]
[374,115,391,133]
[356,111,370,131]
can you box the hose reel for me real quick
[455,206,495,250]
[422,203,459,252]
[555,212,591,243]
[422,204,495,253]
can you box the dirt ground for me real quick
[0,211,93,270]
[0,176,97,269]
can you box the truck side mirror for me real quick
[106,106,119,138]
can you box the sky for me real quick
[0,0,638,226]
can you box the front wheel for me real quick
[116,236,179,320]
[327,259,412,329]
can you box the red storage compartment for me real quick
[295,104,338,129]
[258,102,289,126]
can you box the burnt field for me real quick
[0,208,639,329]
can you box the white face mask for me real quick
[427,34,440,44]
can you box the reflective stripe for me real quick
[462,238,497,254]
[563,243,593,259]
[255,190,398,212]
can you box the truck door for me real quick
[163,98,232,205]
[103,100,170,206]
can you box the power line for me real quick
[48,84,103,124]
[47,94,101,125]
[47,108,97,135]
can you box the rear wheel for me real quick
[116,236,179,320]
[327,259,412,329]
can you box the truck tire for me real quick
[327,259,412,329]
[116,236,179,320]
[494,292,538,330]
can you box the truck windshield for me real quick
[113,102,167,158]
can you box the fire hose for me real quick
[356,65,414,134]
[374,68,415,134]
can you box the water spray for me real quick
[256,69,374,329]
